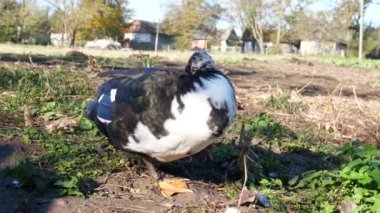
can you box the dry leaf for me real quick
[156,178,193,197]
[45,116,78,133]
[238,189,257,206]
[24,105,32,127]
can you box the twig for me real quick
[238,123,245,145]
[236,123,255,208]
[352,85,364,113]
[295,81,312,95]
[28,52,35,66]
[237,155,248,207]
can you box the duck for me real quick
[87,51,237,192]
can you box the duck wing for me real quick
[87,68,187,148]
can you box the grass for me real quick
[260,87,308,114]
[0,65,130,197]
[0,43,292,66]
[0,47,379,212]
[308,56,380,69]
[219,114,380,212]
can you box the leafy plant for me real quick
[5,161,84,198]
[141,55,156,67]
[289,141,380,212]
[244,113,295,140]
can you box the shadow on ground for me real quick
[158,142,341,185]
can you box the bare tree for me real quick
[46,0,82,46]
[359,0,364,58]
[233,0,267,53]
[275,0,290,45]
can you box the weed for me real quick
[288,140,380,211]
[141,54,156,67]
[5,161,84,198]
[261,88,307,113]
[225,181,241,200]
[244,113,295,141]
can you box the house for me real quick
[300,41,347,56]
[191,33,209,50]
[219,29,240,52]
[241,29,260,53]
[299,29,347,56]
[50,29,70,46]
[124,20,174,50]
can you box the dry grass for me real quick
[0,43,292,63]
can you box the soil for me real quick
[0,55,379,212]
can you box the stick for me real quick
[352,85,363,113]
[237,155,248,207]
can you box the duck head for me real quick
[185,51,216,75]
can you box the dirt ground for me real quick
[1,55,379,213]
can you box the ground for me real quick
[0,45,379,212]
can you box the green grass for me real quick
[308,56,380,69]
[0,65,130,197]
[221,114,379,212]
[260,89,308,114]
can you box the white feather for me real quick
[110,89,117,102]
[97,115,111,124]
[197,75,236,123]
[98,94,104,103]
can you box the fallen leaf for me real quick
[238,189,257,206]
[156,178,193,197]
[45,116,78,133]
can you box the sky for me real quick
[129,0,380,29]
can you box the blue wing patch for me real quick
[97,93,112,123]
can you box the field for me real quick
[0,44,379,212]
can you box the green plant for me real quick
[0,66,132,198]
[141,55,156,67]
[244,113,294,140]
[5,161,84,198]
[289,140,380,212]
[261,89,307,113]
[315,56,380,69]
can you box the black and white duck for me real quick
[87,51,236,194]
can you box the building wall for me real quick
[50,33,69,46]
[124,33,152,43]
[300,41,346,56]
[125,32,174,50]
[191,40,207,50]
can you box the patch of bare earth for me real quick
[227,59,380,146]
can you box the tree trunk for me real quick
[276,20,281,45]
[251,24,264,54]
[70,26,77,47]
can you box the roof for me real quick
[241,28,256,41]
[220,29,239,41]
[193,33,209,40]
[125,20,164,34]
